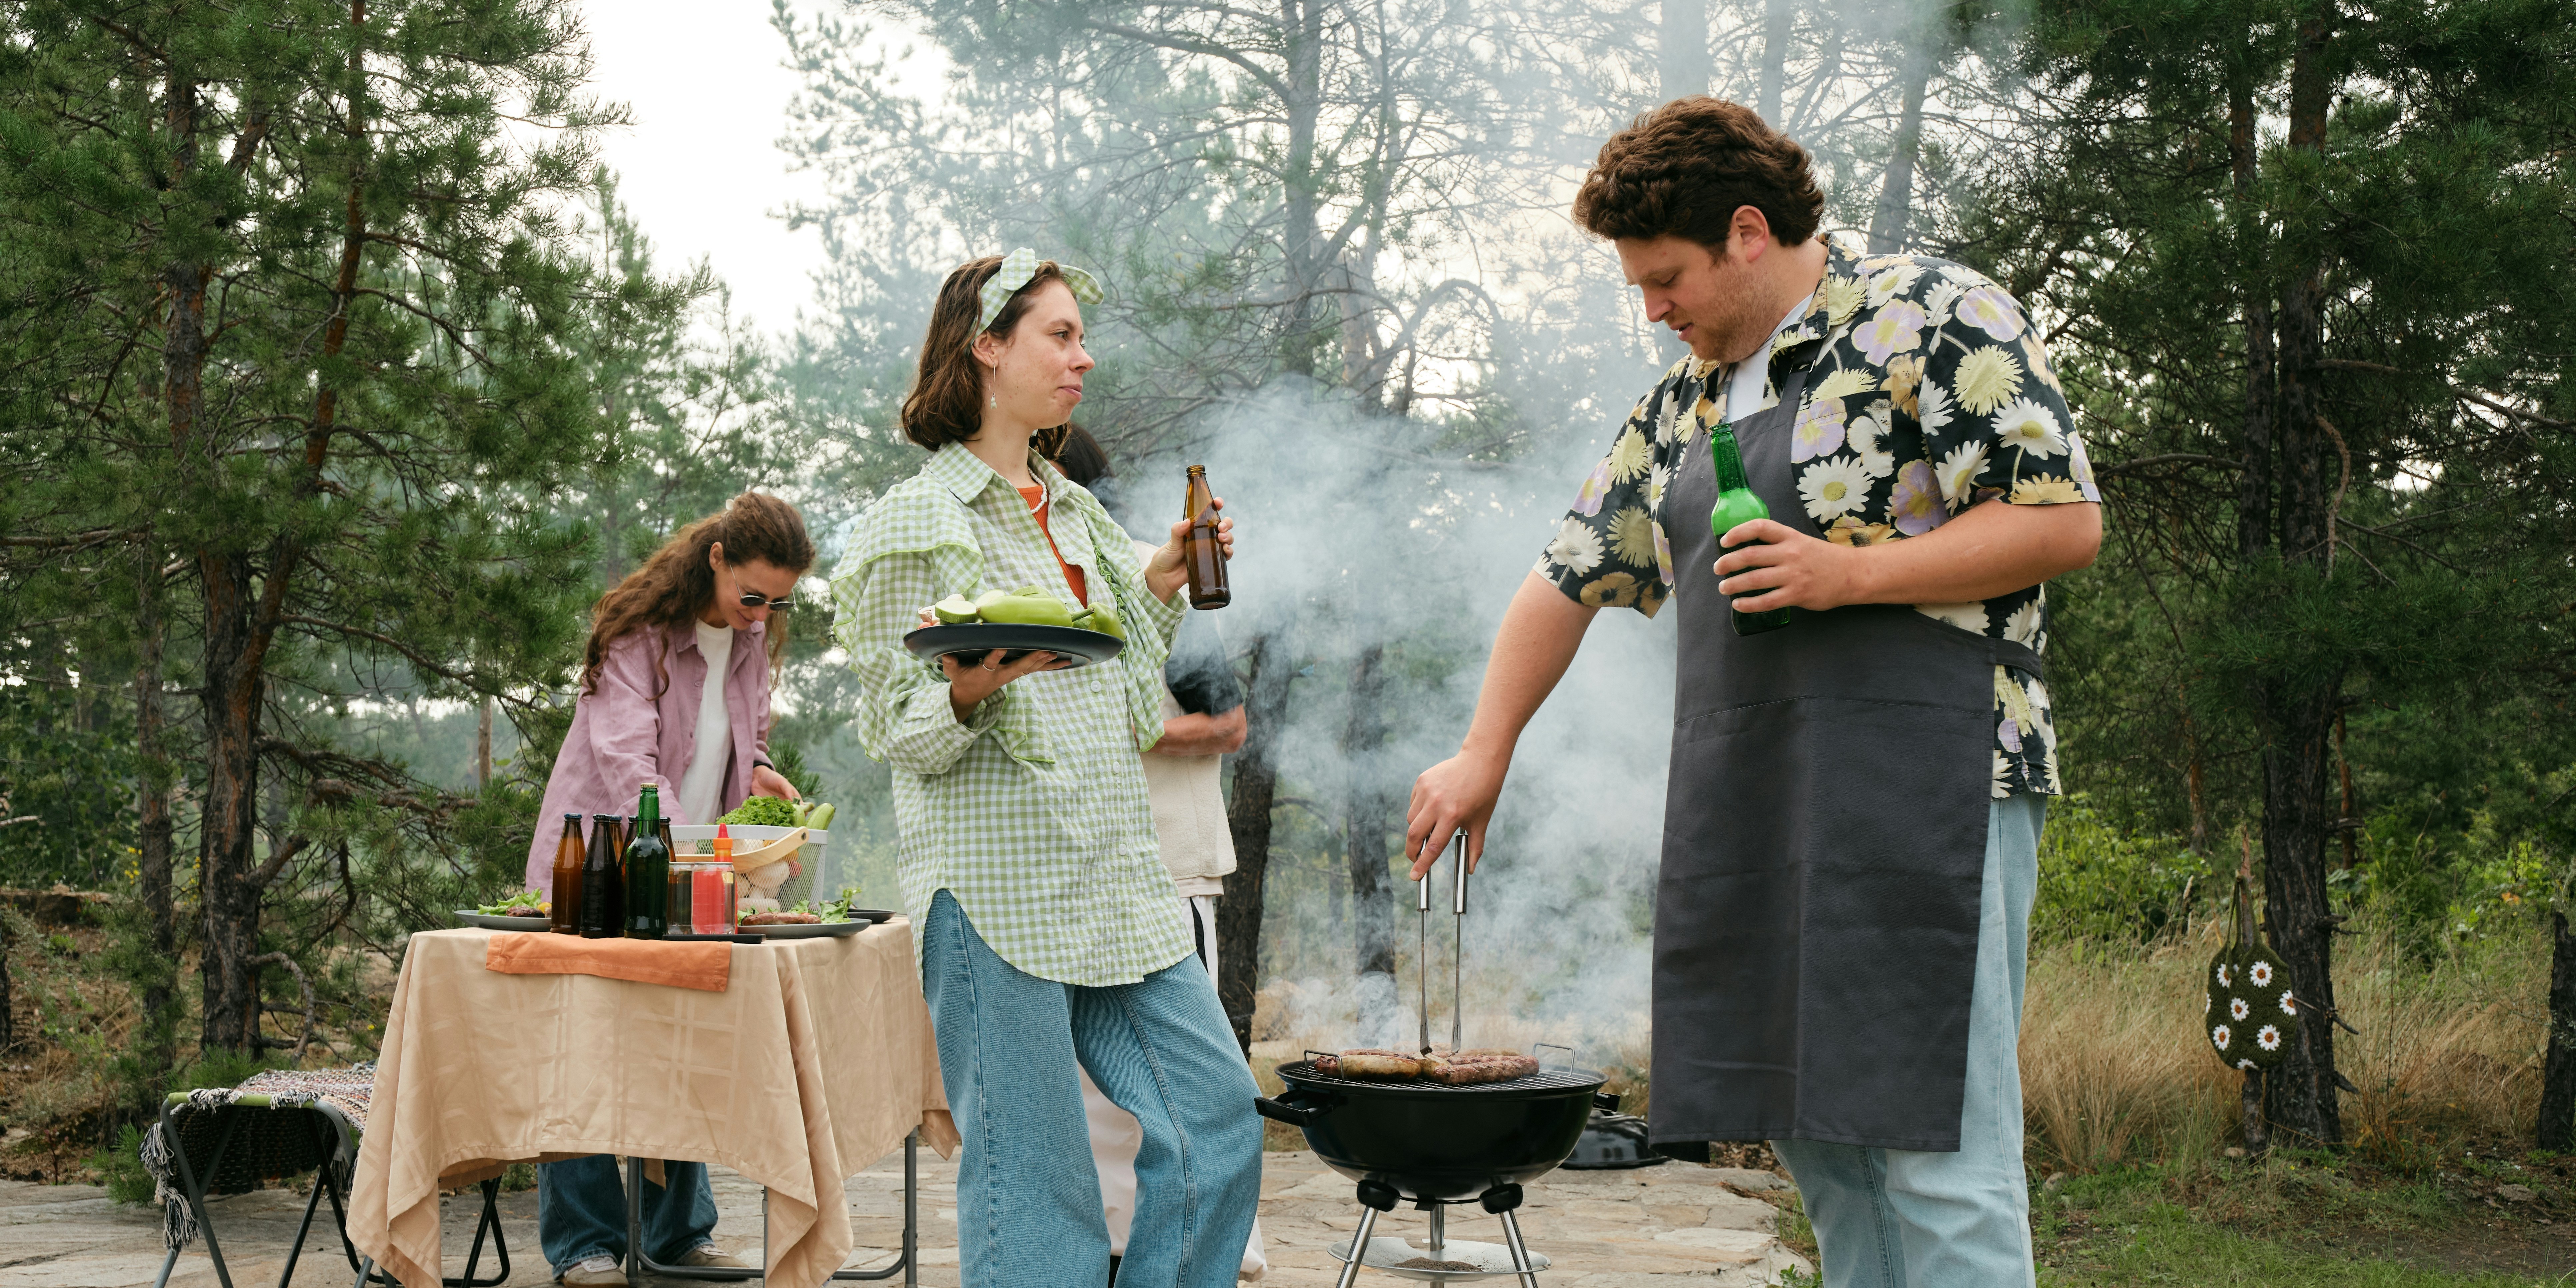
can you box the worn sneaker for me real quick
[557,1255,627,1287]
[678,1246,749,1269]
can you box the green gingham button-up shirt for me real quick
[831,443,1194,986]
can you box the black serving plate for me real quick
[903,623,1124,670]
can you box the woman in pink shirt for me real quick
[524,489,814,1287]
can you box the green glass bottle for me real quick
[1707,421,1794,635]
[622,783,671,939]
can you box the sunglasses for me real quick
[738,591,794,611]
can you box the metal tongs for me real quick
[1418,830,1470,1057]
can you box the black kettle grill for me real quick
[1254,835,1612,1286]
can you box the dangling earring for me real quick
[988,394,997,408]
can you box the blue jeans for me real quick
[536,1154,718,1273]
[1771,793,2044,1288]
[922,889,1262,1288]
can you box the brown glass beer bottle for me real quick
[549,813,584,934]
[579,813,621,938]
[1181,465,1230,609]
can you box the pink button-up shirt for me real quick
[523,619,773,890]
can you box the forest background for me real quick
[1,0,2572,1208]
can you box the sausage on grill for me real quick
[1315,1049,1421,1080]
[1315,1047,1535,1084]
[1420,1049,1539,1084]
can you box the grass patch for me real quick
[2021,916,2542,1175]
[2043,1209,2549,1286]
[2033,1151,2576,1284]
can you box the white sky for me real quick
[572,0,839,336]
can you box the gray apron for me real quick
[1651,361,2046,1156]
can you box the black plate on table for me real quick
[903,623,1124,670]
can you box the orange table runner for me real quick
[348,925,957,1288]
[484,931,733,991]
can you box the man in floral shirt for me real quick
[1544,227,2098,796]
[1407,97,2101,1288]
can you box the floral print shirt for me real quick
[1537,234,2102,796]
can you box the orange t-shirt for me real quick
[1017,484,1089,606]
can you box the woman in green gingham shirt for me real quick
[829,252,1259,1288]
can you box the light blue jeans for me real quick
[535,1154,717,1272]
[1771,793,2044,1288]
[922,889,1263,1288]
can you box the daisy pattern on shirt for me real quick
[1533,234,2099,796]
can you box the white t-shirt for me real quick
[677,620,733,825]
[1722,292,1816,424]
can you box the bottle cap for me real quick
[713,824,733,862]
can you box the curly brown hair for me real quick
[1572,97,1823,249]
[902,256,1079,450]
[581,491,816,696]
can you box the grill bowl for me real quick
[1257,1060,1612,1202]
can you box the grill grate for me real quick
[1279,1059,1604,1095]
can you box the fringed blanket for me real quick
[141,1065,374,1250]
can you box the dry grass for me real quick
[2021,916,2547,1173]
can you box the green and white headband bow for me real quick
[974,248,1104,340]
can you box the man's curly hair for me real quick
[1573,97,1824,249]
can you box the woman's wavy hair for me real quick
[1573,96,1823,249]
[901,255,1078,450]
[581,490,816,696]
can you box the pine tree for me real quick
[1988,0,2576,1145]
[0,0,687,1057]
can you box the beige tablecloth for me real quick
[347,925,956,1288]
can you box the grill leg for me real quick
[1495,1207,1539,1288]
[1333,1205,1380,1288]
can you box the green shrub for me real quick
[2033,795,2209,946]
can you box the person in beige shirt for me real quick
[1048,427,1267,1283]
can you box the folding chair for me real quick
[143,1071,508,1288]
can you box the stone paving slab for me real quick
[0,1153,1808,1288]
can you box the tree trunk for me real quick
[153,60,262,1057]
[198,551,269,1054]
[2241,1069,2269,1155]
[1658,0,1707,102]
[134,538,180,1106]
[1867,45,1933,255]
[1277,0,1327,378]
[2540,910,2576,1151]
[1218,627,1295,1055]
[476,697,494,789]
[196,0,368,1055]
[1342,640,1396,1044]
[2256,3,2345,1148]
[1758,0,1793,123]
